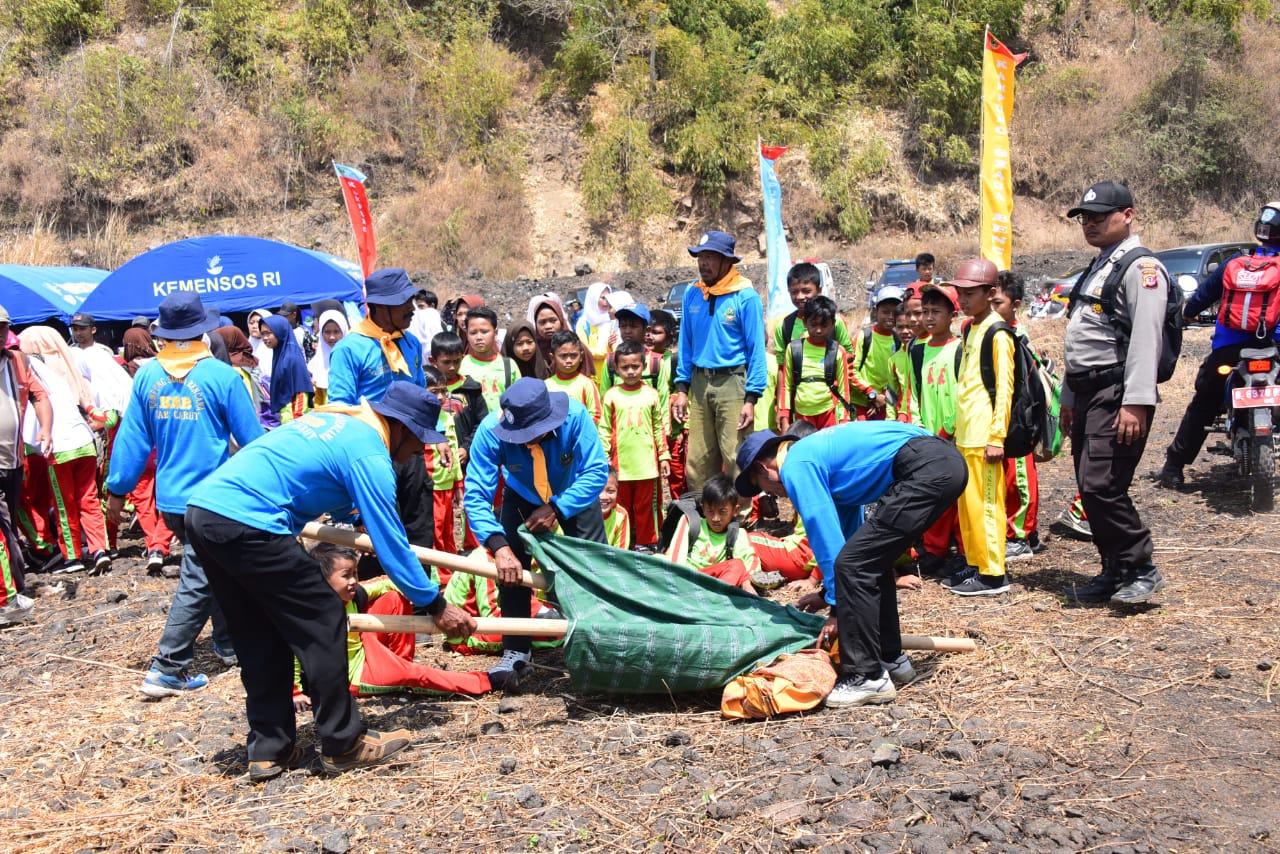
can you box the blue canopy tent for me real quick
[0,265,108,324]
[78,236,366,321]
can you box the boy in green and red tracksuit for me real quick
[849,287,904,420]
[599,341,670,548]
[914,284,964,576]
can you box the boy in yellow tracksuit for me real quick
[945,259,1014,596]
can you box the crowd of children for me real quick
[0,249,1063,727]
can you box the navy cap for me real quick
[364,268,418,306]
[153,293,218,340]
[369,381,446,445]
[734,430,796,498]
[70,312,95,327]
[687,230,742,263]
[492,378,570,444]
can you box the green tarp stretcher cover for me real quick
[522,532,826,695]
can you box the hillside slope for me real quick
[0,0,1276,282]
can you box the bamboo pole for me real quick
[349,613,565,637]
[347,612,976,653]
[300,522,548,591]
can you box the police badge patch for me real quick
[1139,261,1160,289]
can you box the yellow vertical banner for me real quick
[980,29,1025,271]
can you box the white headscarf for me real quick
[307,309,349,390]
[248,309,273,376]
[582,282,612,327]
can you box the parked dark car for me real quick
[1155,242,1254,324]
[864,259,918,307]
[661,281,691,321]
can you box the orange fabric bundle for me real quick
[721,648,835,719]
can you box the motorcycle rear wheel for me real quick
[1253,438,1275,512]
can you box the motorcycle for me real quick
[1221,341,1280,511]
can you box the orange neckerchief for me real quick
[526,442,554,502]
[155,339,212,380]
[352,316,410,377]
[314,400,392,451]
[694,267,750,301]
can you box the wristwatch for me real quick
[866,390,878,402]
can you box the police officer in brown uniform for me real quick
[1060,182,1169,606]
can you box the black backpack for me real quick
[1067,246,1183,383]
[782,312,873,373]
[657,491,738,561]
[787,338,855,418]
[962,321,1049,459]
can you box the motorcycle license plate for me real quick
[1233,386,1280,409]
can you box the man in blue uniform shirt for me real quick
[186,381,475,777]
[670,231,768,491]
[106,291,264,699]
[465,378,609,679]
[737,423,967,707]
[327,267,435,566]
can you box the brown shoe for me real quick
[247,743,307,782]
[321,729,412,773]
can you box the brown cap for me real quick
[944,258,998,289]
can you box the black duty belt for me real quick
[694,365,745,376]
[1067,364,1125,393]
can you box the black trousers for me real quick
[186,507,363,761]
[1166,342,1251,467]
[497,486,606,653]
[358,453,433,580]
[1070,381,1155,571]
[833,436,967,679]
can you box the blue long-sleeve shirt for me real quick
[1185,245,1280,349]
[188,410,442,607]
[106,357,264,514]
[675,281,768,397]
[779,422,928,606]
[326,332,425,404]
[464,400,609,553]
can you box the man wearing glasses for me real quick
[1059,181,1169,606]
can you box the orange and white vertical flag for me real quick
[980,29,1026,271]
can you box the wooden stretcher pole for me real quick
[349,613,568,637]
[348,612,976,654]
[300,522,548,591]
[900,635,976,653]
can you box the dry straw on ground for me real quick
[2,327,1278,852]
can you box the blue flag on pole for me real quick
[759,144,795,321]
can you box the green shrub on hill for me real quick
[6,0,113,58]
[42,46,196,198]
[581,97,669,223]
[806,120,889,240]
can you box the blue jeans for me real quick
[150,511,234,675]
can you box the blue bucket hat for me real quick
[369,381,446,445]
[154,292,218,340]
[493,377,570,444]
[687,230,742,264]
[364,268,418,306]
[734,430,796,498]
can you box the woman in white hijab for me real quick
[247,309,274,376]
[306,309,350,406]
[574,282,615,375]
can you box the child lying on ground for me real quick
[293,544,513,709]
[664,474,760,595]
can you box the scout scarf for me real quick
[352,316,410,377]
[155,339,212,381]
[315,400,392,450]
[695,268,750,301]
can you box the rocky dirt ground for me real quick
[2,326,1279,853]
